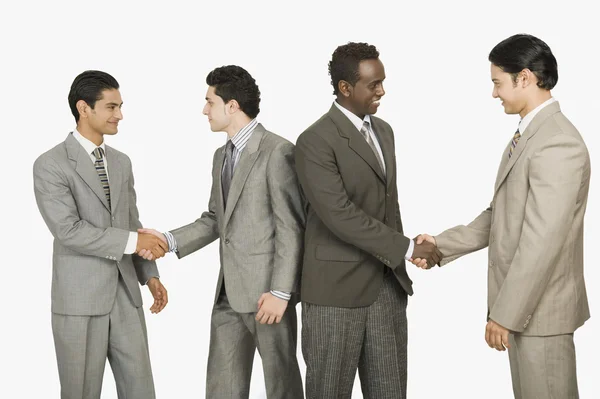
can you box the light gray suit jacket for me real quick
[435,102,590,336]
[170,124,305,313]
[34,133,159,316]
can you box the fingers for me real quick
[255,308,265,322]
[485,324,493,349]
[157,239,169,252]
[257,293,266,309]
[156,286,168,313]
[275,315,282,324]
[267,315,276,325]
[502,331,510,350]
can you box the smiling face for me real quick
[78,88,123,136]
[341,58,386,118]
[491,63,527,115]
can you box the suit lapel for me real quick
[222,125,265,226]
[329,104,386,184]
[370,117,394,188]
[66,133,111,212]
[494,101,562,195]
[105,146,122,213]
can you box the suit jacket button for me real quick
[489,261,494,267]
[112,216,115,220]
[225,239,230,244]
[527,315,532,320]
[387,193,391,197]
[384,217,388,223]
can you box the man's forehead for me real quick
[98,88,122,102]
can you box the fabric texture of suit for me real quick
[170,124,305,398]
[34,133,159,398]
[435,101,590,398]
[295,103,412,398]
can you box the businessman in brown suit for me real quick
[295,42,441,399]
[412,34,591,399]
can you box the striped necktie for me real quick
[92,147,111,209]
[360,121,385,175]
[508,128,521,159]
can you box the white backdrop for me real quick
[2,0,598,397]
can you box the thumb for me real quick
[138,228,151,234]
[416,235,424,245]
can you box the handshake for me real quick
[135,228,169,261]
[409,234,442,269]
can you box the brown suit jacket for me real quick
[435,101,591,335]
[295,103,412,307]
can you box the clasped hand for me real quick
[136,228,168,261]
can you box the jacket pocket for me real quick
[315,244,361,262]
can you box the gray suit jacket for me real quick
[435,102,591,335]
[170,124,305,313]
[33,133,159,316]
[295,104,412,308]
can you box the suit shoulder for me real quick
[297,113,336,145]
[34,142,68,171]
[106,145,132,164]
[262,129,294,151]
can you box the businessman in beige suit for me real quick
[412,34,590,398]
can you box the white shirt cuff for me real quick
[271,290,291,301]
[164,231,177,253]
[404,239,414,261]
[124,232,138,254]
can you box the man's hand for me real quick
[255,292,288,325]
[137,229,168,261]
[409,234,442,269]
[485,319,511,351]
[147,277,168,314]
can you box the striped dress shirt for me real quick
[164,119,291,301]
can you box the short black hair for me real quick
[329,42,380,95]
[68,70,120,122]
[206,65,260,118]
[489,34,558,90]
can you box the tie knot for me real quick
[513,129,521,140]
[225,140,234,152]
[360,121,370,136]
[92,147,104,160]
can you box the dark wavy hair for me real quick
[329,42,380,95]
[206,65,261,118]
[489,34,558,90]
[68,70,119,122]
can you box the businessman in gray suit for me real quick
[33,70,169,399]
[140,65,305,398]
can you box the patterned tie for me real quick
[92,147,111,209]
[222,140,235,207]
[509,128,521,159]
[360,121,385,175]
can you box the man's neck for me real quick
[225,117,252,139]
[76,124,104,146]
[519,91,552,119]
[336,97,365,119]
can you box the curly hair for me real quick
[489,34,558,90]
[328,42,380,95]
[206,65,261,118]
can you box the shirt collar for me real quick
[519,97,556,134]
[229,119,258,149]
[334,101,372,132]
[73,129,106,156]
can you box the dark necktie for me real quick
[222,140,235,207]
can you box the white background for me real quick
[2,0,598,397]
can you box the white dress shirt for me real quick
[519,97,557,134]
[333,101,415,260]
[72,129,138,254]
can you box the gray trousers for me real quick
[206,291,304,399]
[508,333,579,399]
[52,277,155,399]
[302,272,408,399]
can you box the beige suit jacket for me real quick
[435,101,590,335]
